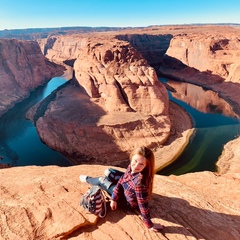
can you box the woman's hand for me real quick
[110,199,117,210]
[150,223,164,232]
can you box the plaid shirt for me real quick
[111,165,153,228]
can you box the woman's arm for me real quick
[135,184,154,228]
[110,175,124,209]
[135,184,164,231]
[110,199,117,210]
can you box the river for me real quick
[0,77,239,173]
[0,77,72,167]
[158,78,240,175]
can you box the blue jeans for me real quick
[86,168,124,196]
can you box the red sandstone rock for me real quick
[216,136,240,179]
[166,35,240,81]
[33,25,240,165]
[0,39,65,116]
[157,26,240,115]
[0,149,239,240]
[32,36,171,164]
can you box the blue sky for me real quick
[0,0,239,30]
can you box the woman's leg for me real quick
[104,168,124,184]
[80,175,115,196]
[79,168,124,196]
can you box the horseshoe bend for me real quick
[0,25,240,239]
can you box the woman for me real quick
[79,146,164,231]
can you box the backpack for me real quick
[80,186,107,218]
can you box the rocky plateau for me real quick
[0,136,239,239]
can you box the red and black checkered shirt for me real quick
[111,165,153,228]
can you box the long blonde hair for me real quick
[130,146,155,198]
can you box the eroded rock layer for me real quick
[0,135,239,240]
[0,39,64,116]
[32,36,171,164]
[157,26,240,115]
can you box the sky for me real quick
[0,0,239,30]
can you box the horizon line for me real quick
[1,23,240,31]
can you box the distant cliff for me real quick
[0,26,136,40]
[0,39,65,117]
[116,33,173,66]
[114,27,240,115]
[157,27,240,115]
[165,33,240,83]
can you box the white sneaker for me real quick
[79,175,88,183]
[104,169,111,177]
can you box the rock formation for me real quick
[157,26,240,115]
[98,26,240,116]
[31,36,171,165]
[33,26,240,166]
[0,136,239,240]
[0,39,65,117]
[166,32,240,83]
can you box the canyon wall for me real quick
[157,26,240,115]
[165,33,240,83]
[104,26,240,115]
[0,39,65,117]
[32,35,171,165]
[34,26,240,165]
[116,33,173,66]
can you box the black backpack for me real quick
[80,186,108,218]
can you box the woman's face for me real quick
[130,154,147,174]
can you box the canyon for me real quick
[0,25,240,239]
[31,25,240,166]
[0,39,65,117]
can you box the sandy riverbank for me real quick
[155,101,194,172]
